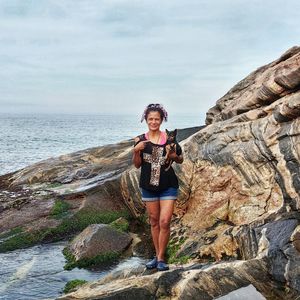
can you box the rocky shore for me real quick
[1,46,300,299]
[0,126,202,235]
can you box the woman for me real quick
[132,103,183,271]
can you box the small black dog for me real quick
[165,129,177,171]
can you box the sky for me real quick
[0,0,299,120]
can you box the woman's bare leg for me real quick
[157,200,174,261]
[145,201,160,256]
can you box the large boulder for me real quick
[67,223,132,261]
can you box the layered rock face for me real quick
[57,257,298,300]
[172,47,300,294]
[117,46,300,298]
[173,46,300,259]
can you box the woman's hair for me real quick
[141,103,168,122]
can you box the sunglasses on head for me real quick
[148,103,161,108]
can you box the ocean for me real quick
[0,113,203,176]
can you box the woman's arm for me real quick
[132,137,149,168]
[132,138,142,168]
[133,151,142,169]
[168,143,184,164]
[173,154,183,164]
[169,152,183,164]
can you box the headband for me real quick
[140,103,168,122]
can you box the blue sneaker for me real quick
[157,260,169,271]
[146,256,158,269]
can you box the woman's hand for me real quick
[134,140,149,153]
[168,151,183,164]
[168,151,177,159]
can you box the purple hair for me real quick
[140,103,168,122]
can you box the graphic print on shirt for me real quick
[143,146,166,186]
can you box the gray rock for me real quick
[215,285,266,300]
[56,258,298,300]
[68,224,132,261]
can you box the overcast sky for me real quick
[0,0,299,118]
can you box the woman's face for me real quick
[146,111,162,131]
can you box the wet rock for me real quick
[67,224,132,261]
[56,258,299,300]
[215,284,266,300]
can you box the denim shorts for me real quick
[141,187,178,202]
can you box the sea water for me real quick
[0,113,202,176]
[0,240,147,300]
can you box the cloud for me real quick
[0,0,299,117]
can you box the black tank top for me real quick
[134,133,182,191]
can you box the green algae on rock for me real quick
[63,279,88,294]
[62,247,120,270]
[0,209,131,253]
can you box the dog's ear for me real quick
[174,129,177,135]
[166,129,169,134]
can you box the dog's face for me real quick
[166,129,177,143]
